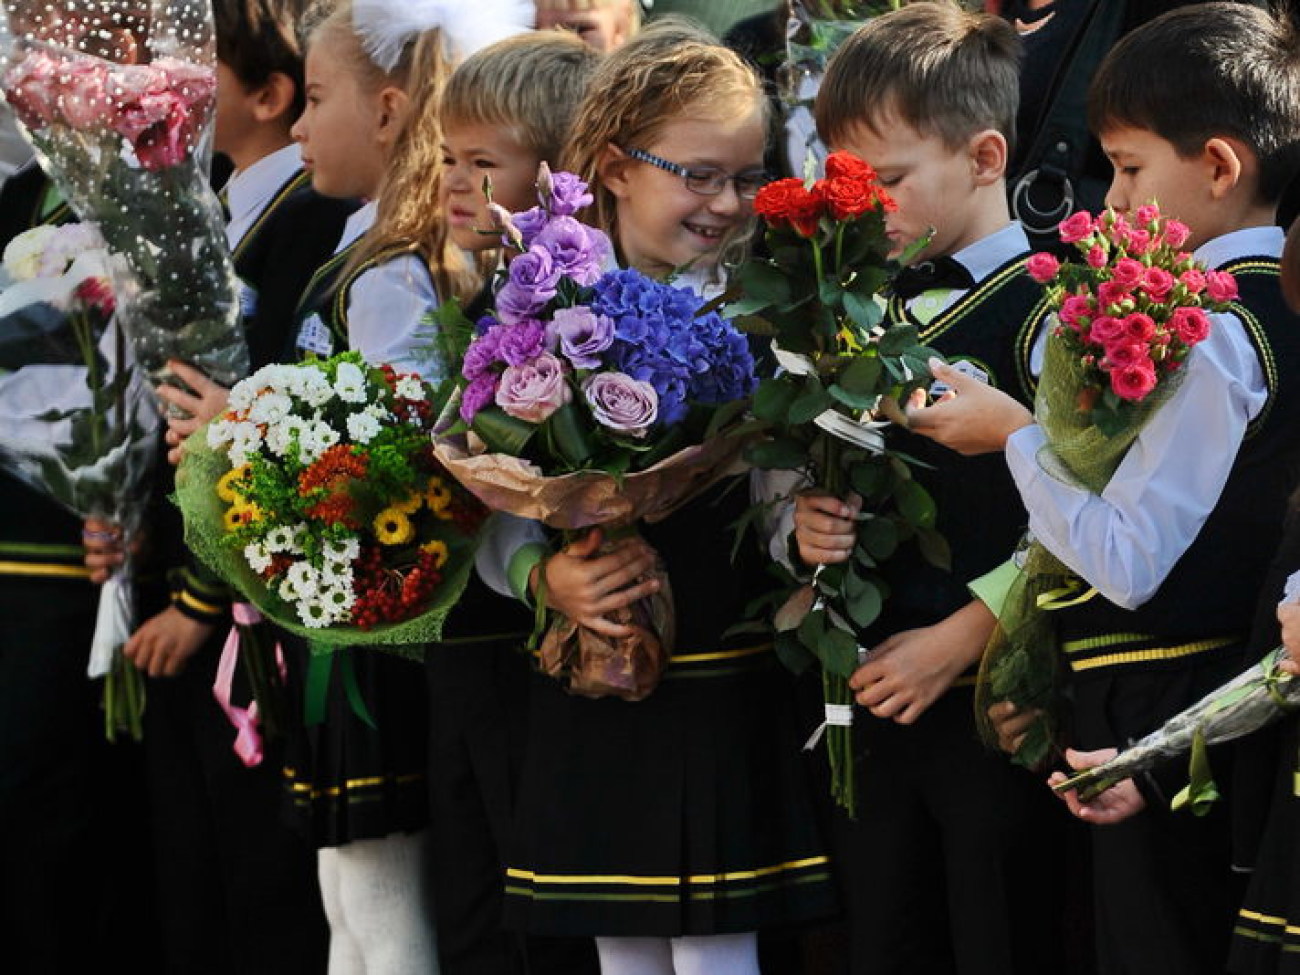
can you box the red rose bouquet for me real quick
[981,204,1237,768]
[727,150,942,814]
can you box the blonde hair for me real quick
[559,16,767,266]
[307,0,477,302]
[535,0,642,31]
[441,30,601,166]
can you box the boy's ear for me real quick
[1203,136,1248,200]
[967,128,1008,186]
[250,71,298,126]
[375,85,411,148]
[598,144,633,199]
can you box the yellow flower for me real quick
[421,539,449,569]
[393,493,422,514]
[425,478,453,519]
[216,465,251,503]
[223,501,261,531]
[373,507,415,546]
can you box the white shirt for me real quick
[222,144,303,250]
[332,202,443,381]
[1005,224,1279,609]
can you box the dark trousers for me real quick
[818,683,1081,975]
[425,638,599,975]
[142,627,328,975]
[0,576,159,974]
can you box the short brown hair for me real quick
[815,2,1021,154]
[441,31,602,166]
[1088,2,1300,203]
[213,0,309,117]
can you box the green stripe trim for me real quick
[506,871,833,904]
[0,541,85,559]
[231,170,311,263]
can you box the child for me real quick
[533,0,641,52]
[283,2,528,971]
[427,29,603,975]
[500,21,836,975]
[789,7,1072,974]
[907,5,1300,973]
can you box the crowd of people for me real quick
[5,1,1300,974]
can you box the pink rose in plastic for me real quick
[1058,294,1094,327]
[495,352,571,423]
[1105,342,1152,370]
[73,276,116,317]
[1206,270,1239,303]
[1027,252,1061,284]
[1111,361,1158,401]
[4,50,60,128]
[1170,306,1211,346]
[58,59,114,129]
[1058,211,1096,245]
[1089,315,1125,346]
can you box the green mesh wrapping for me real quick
[976,326,1187,766]
[174,427,478,660]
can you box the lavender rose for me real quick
[583,371,658,437]
[534,217,609,286]
[496,352,571,423]
[548,171,595,216]
[551,306,614,370]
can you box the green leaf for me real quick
[894,478,937,528]
[848,458,889,499]
[471,406,536,455]
[752,378,800,422]
[705,397,751,439]
[735,259,792,305]
[843,290,884,330]
[838,354,883,395]
[788,382,834,425]
[746,436,809,470]
[821,626,861,678]
[916,527,952,571]
[797,607,827,650]
[858,515,898,560]
[774,584,817,632]
[846,578,883,630]
[828,383,879,411]
[546,401,596,468]
[878,323,920,356]
[775,630,817,676]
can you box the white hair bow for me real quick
[353,0,534,73]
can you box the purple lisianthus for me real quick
[583,371,658,437]
[534,216,610,286]
[548,171,595,216]
[495,245,561,324]
[512,206,549,249]
[462,327,503,381]
[496,352,571,424]
[496,319,549,367]
[460,372,498,423]
[550,305,614,370]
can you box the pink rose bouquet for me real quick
[978,204,1239,769]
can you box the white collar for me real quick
[223,144,302,227]
[947,221,1031,283]
[337,200,378,252]
[1195,225,1285,268]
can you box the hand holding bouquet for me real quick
[984,204,1237,769]
[433,164,759,701]
[725,150,942,814]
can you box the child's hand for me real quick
[535,528,661,639]
[1279,602,1300,675]
[849,599,994,725]
[157,359,230,465]
[1048,747,1147,825]
[124,605,214,678]
[906,359,1033,455]
[792,492,861,565]
[82,517,124,584]
[987,701,1045,756]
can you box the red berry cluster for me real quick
[350,544,445,630]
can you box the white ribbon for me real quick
[803,702,855,752]
[87,571,132,678]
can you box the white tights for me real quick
[594,933,759,975]
[316,830,439,975]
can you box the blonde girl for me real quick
[285,2,529,973]
[502,20,836,975]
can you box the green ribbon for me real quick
[1171,728,1220,816]
[303,644,377,729]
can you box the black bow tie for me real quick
[889,257,976,301]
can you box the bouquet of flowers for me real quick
[982,204,1237,768]
[175,352,486,729]
[0,1,247,388]
[432,164,759,701]
[724,150,942,814]
[0,221,159,739]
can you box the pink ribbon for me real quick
[213,602,285,768]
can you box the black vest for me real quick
[1057,257,1300,664]
[870,255,1051,635]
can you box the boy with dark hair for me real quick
[908,4,1300,972]
[790,5,1072,974]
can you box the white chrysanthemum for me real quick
[319,582,355,615]
[249,391,292,427]
[296,369,335,408]
[2,225,59,281]
[298,418,341,464]
[266,525,297,553]
[206,418,234,448]
[395,376,426,401]
[346,411,382,444]
[265,422,294,458]
[287,523,309,553]
[284,560,321,600]
[323,536,360,565]
[227,377,259,412]
[334,360,368,403]
[297,595,335,629]
[243,542,273,575]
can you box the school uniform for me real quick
[813,223,1079,975]
[135,144,352,974]
[1011,226,1300,975]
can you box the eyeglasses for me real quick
[623,147,771,200]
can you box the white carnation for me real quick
[2,225,59,281]
[334,360,368,403]
[206,418,234,448]
[346,411,381,444]
[395,376,426,401]
[249,391,292,426]
[296,369,335,408]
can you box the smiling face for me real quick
[1100,125,1220,249]
[290,32,388,200]
[602,107,767,279]
[441,121,542,253]
[833,111,987,263]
